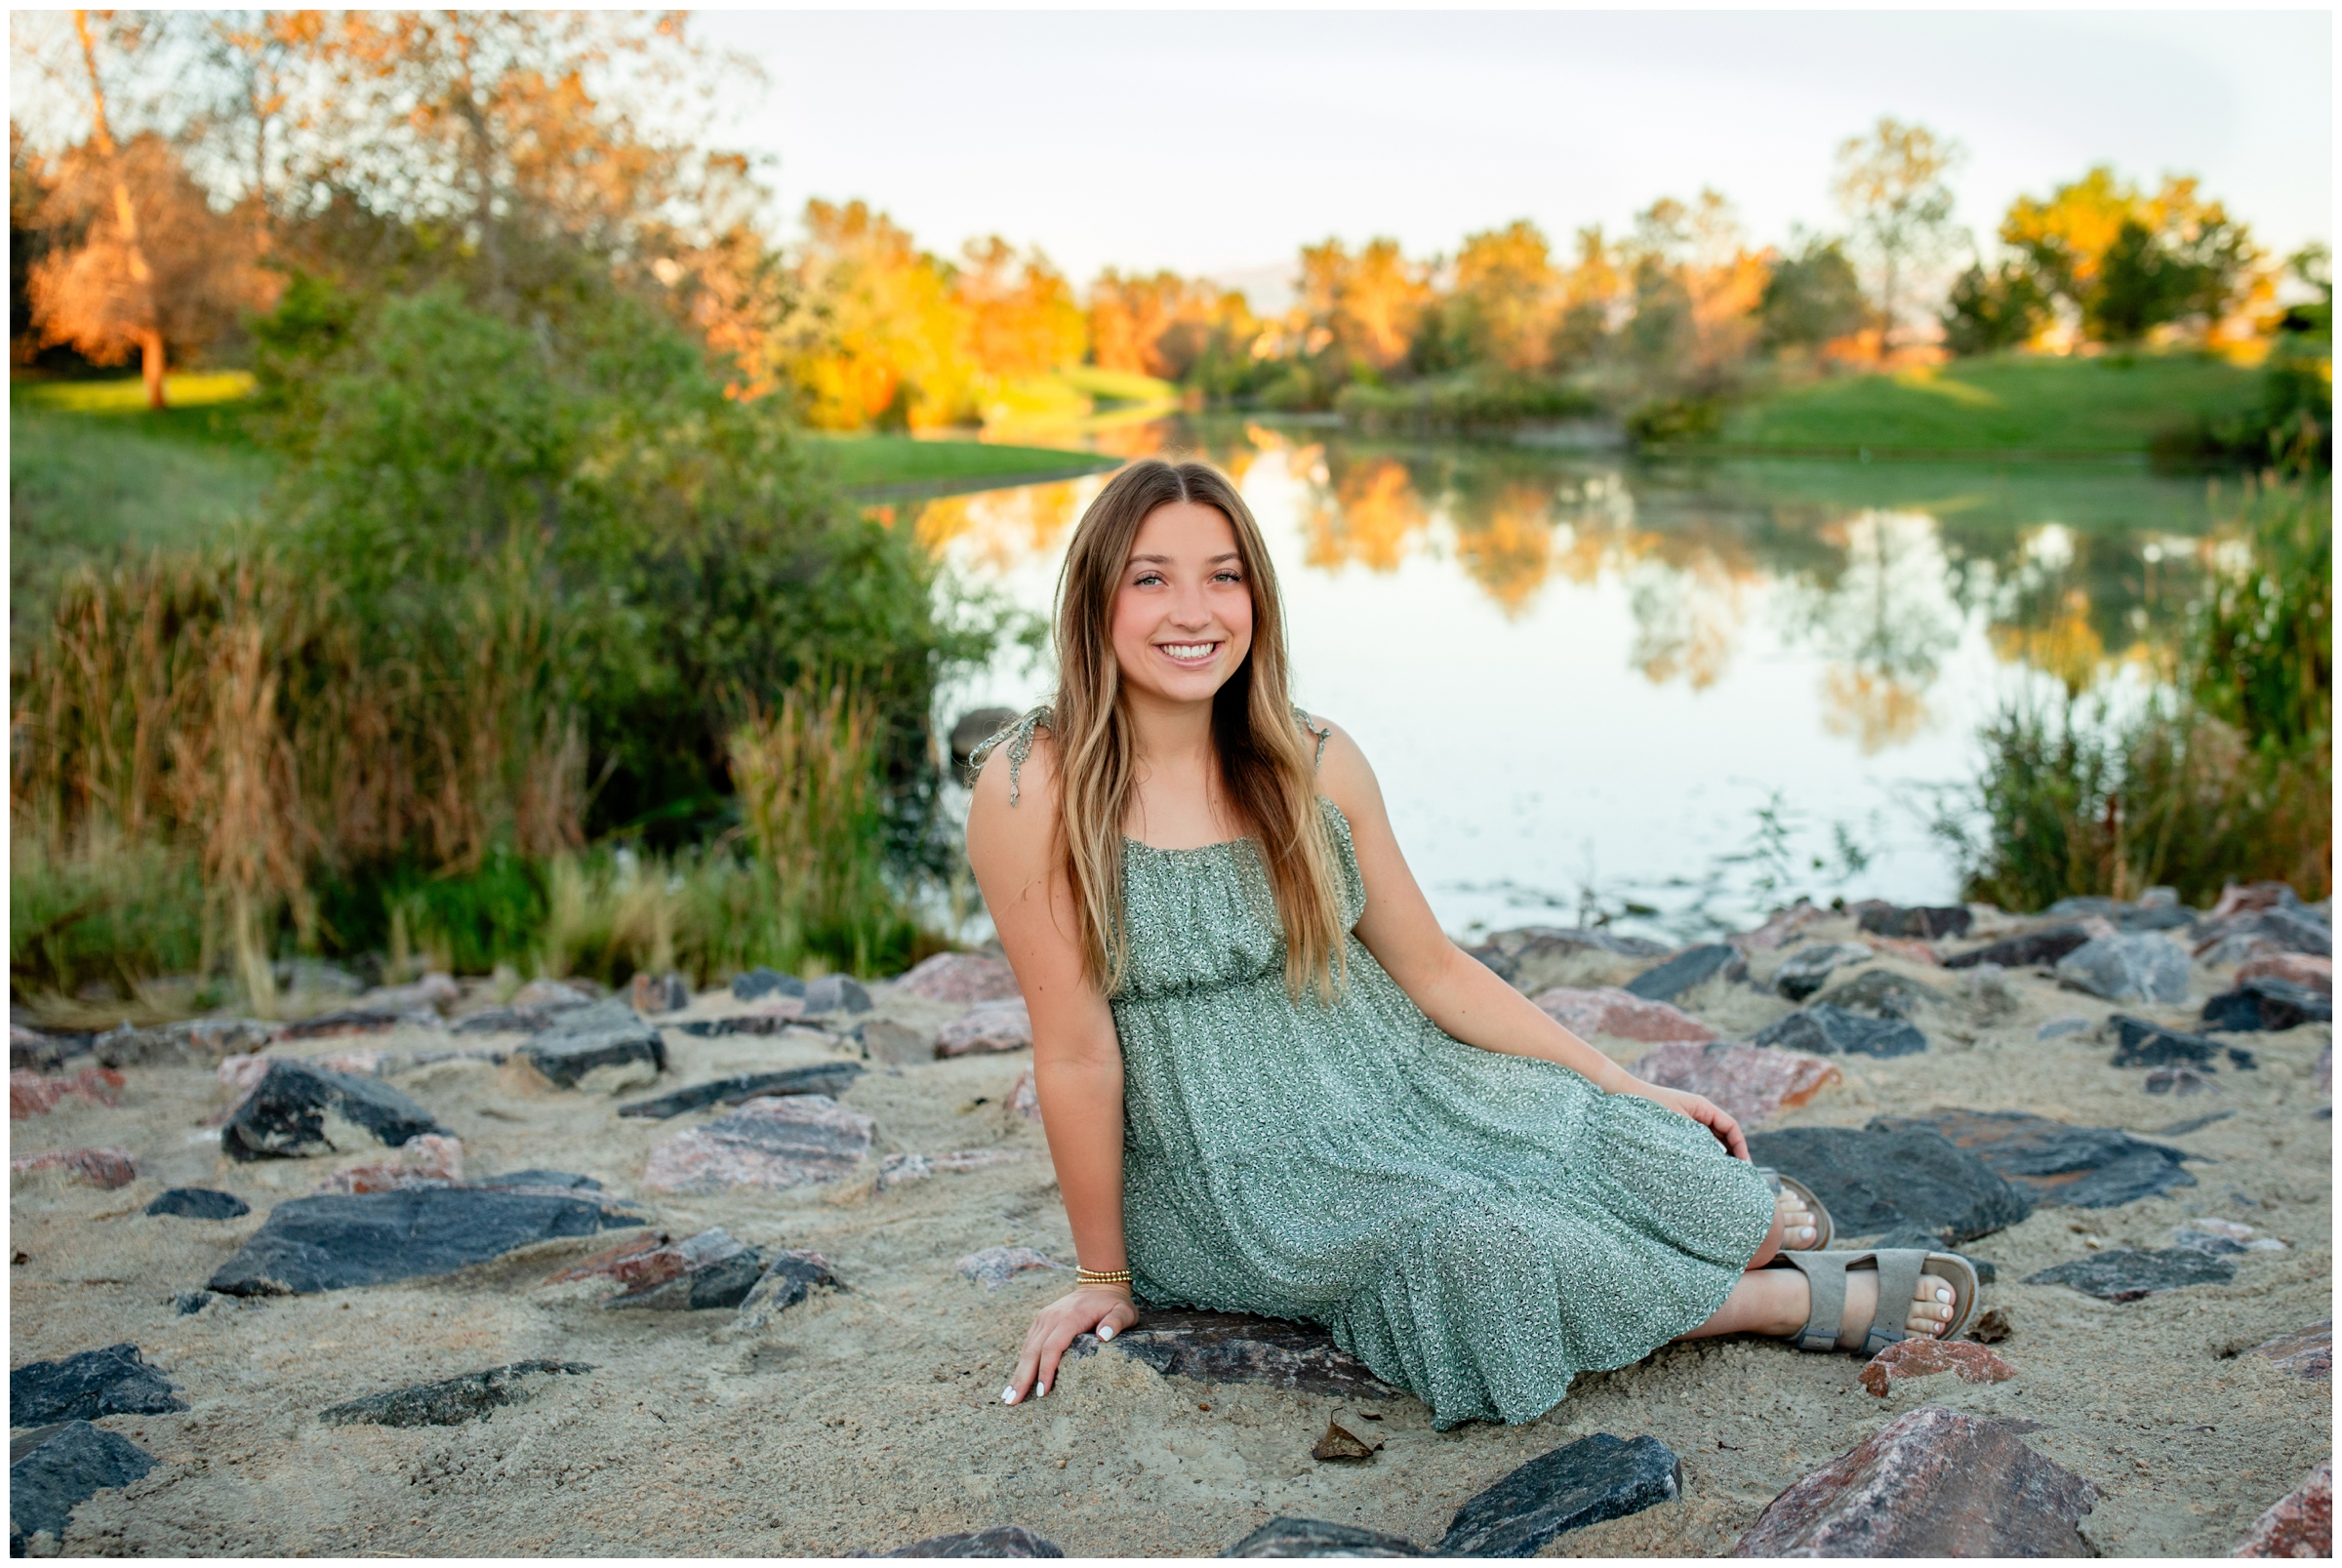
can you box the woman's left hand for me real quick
[1614,1080,1748,1160]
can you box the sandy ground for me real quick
[10,912,2331,1558]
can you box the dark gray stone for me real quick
[2253,905,2334,956]
[2025,1246,2236,1302]
[476,1169,603,1191]
[2110,1016,2257,1071]
[1223,1518,1425,1557]
[452,1004,578,1035]
[1466,928,1669,987]
[518,999,666,1088]
[143,1187,249,1221]
[1625,945,1745,1003]
[1772,944,1874,1002]
[273,1007,433,1041]
[173,1292,212,1316]
[1819,968,1947,1021]
[1857,905,1973,941]
[2202,978,2331,1032]
[11,1345,186,1427]
[2055,935,2191,1004]
[801,975,872,1017]
[11,1025,93,1073]
[207,1187,648,1296]
[1877,1109,2198,1209]
[1065,1309,1401,1399]
[222,1060,445,1161]
[677,1015,805,1038]
[735,1250,844,1330]
[2043,895,2197,933]
[9,1421,154,1553]
[90,1017,271,1068]
[884,1525,1064,1558]
[1742,1125,2032,1245]
[1942,926,2094,971]
[2146,1065,2220,1095]
[1751,1004,1928,1059]
[602,1246,770,1311]
[730,968,807,1002]
[618,1065,865,1119]
[318,1359,594,1427]
[1436,1433,1682,1557]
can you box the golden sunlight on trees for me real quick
[1296,238,1432,378]
[1999,167,2260,343]
[1833,118,1964,358]
[1622,191,1768,388]
[1445,221,1561,373]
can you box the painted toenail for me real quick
[1937,1288,1953,1302]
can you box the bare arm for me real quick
[964,732,1139,1401]
[1313,720,1748,1159]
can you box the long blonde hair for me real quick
[1047,459,1346,1001]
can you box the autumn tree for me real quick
[1622,191,1767,386]
[1294,236,1430,379]
[1758,232,1867,354]
[956,236,1086,382]
[1999,167,2258,342]
[1440,220,1559,372]
[1833,118,1964,356]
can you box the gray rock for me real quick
[731,968,806,1002]
[1856,904,1973,941]
[91,1017,271,1068]
[1066,1308,1401,1399]
[602,1244,770,1312]
[1822,968,1948,1021]
[273,1006,441,1041]
[1742,1125,2031,1244]
[318,1360,593,1427]
[1436,1433,1681,1557]
[629,971,690,1015]
[2036,1016,2090,1040]
[885,1525,1064,1558]
[1942,926,2094,971]
[11,1025,92,1072]
[2202,978,2331,1032]
[802,975,873,1017]
[208,1187,648,1296]
[735,1250,843,1332]
[1878,1108,2198,1209]
[518,999,666,1089]
[2042,895,2196,933]
[2025,1246,2236,1302]
[1467,928,1668,990]
[1772,944,1874,1001]
[955,1246,1064,1292]
[2147,1065,2220,1096]
[2055,935,2191,1004]
[2110,1016,2257,1071]
[1751,1003,1927,1058]
[9,1421,154,1553]
[11,1345,186,1427]
[617,1065,866,1119]
[172,1291,214,1315]
[223,1060,445,1161]
[1624,945,1745,1003]
[859,1018,937,1065]
[1223,1518,1424,1557]
[641,1095,873,1193]
[143,1186,250,1220]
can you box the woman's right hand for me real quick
[1002,1287,1139,1404]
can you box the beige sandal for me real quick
[1773,1247,1983,1354]
[1756,1167,1834,1250]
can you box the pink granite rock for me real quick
[2239,953,2332,995]
[642,1094,873,1192]
[1735,902,1828,952]
[10,1146,138,1189]
[547,1226,743,1290]
[1532,987,1716,1044]
[896,952,1021,1005]
[1732,1405,2095,1557]
[9,1066,124,1119]
[1858,1337,2017,1397]
[937,999,1033,1057]
[2246,1320,2332,1381]
[313,1133,464,1194]
[1630,1042,1839,1128]
[873,1148,1032,1191]
[1005,1065,1042,1123]
[2235,1459,2332,1558]
[629,971,689,1015]
[955,1245,1063,1291]
[1859,934,1942,966]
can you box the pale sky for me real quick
[698,9,2334,296]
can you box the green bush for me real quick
[10,834,210,1002]
[1335,371,1598,433]
[1625,396,1726,446]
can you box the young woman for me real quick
[964,459,1980,1429]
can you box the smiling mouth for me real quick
[1156,641,1221,665]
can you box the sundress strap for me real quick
[967,705,1052,807]
[1293,704,1331,769]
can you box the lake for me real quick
[917,417,2230,944]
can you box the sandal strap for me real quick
[1866,1249,1927,1355]
[1779,1251,1850,1352]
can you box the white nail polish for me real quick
[1099,1325,1114,1340]
[1036,1383,1048,1397]
[1002,1387,1017,1404]
[1938,1287,1953,1302]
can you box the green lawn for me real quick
[806,433,1118,498]
[1722,351,2265,456]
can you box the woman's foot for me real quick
[1837,1265,1959,1347]
[1677,1257,1963,1346]
[1775,1186,1823,1251]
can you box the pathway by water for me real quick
[921,418,2227,943]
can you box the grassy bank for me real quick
[1719,351,2264,457]
[807,433,1119,499]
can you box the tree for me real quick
[1999,167,2258,342]
[39,13,168,405]
[1833,118,1964,357]
[1443,220,1559,372]
[1621,191,1767,387]
[955,236,1086,382]
[1757,233,1867,353]
[1940,259,2050,355]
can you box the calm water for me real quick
[920,418,2228,943]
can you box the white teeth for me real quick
[1160,643,1214,661]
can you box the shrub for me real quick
[1335,371,1598,433]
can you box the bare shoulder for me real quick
[966,722,1062,869]
[1298,714,1391,829]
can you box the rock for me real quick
[11,1025,91,1073]
[949,706,1023,769]
[2111,1015,2257,1072]
[9,1066,123,1118]
[312,1132,465,1194]
[1311,1419,1381,1462]
[222,1059,444,1161]
[511,978,598,1009]
[617,1064,865,1119]
[207,1186,648,1295]
[9,1420,155,1554]
[2041,894,2196,933]
[2055,934,2192,1004]
[2193,904,2332,963]
[802,975,873,1017]
[2025,1246,2235,1302]
[1222,1516,1425,1557]
[734,1250,842,1331]
[547,1227,695,1288]
[2147,1065,2220,1095]
[346,972,459,1017]
[1752,1004,1927,1059]
[1742,1124,2031,1245]
[1624,944,1745,1003]
[1858,905,1973,941]
[1879,1108,2197,1209]
[874,1149,1031,1192]
[1965,1307,2013,1344]
[1532,987,1715,1043]
[1821,968,1947,1020]
[1734,901,1829,952]
[897,951,1022,1005]
[11,1344,187,1426]
[90,1016,271,1068]
[1729,1405,2094,1556]
[273,1005,442,1041]
[144,1186,250,1220]
[518,999,666,1089]
[2209,880,2310,920]
[730,968,806,1002]
[628,971,690,1015]
[1005,1065,1042,1122]
[938,1000,1034,1057]
[2155,1109,2236,1136]
[1942,925,2094,971]
[884,1525,1064,1558]
[604,1240,769,1311]
[641,1094,873,1193]
[860,1018,939,1065]
[1436,1432,1682,1557]
[2173,1217,2288,1256]
[676,1009,811,1037]
[1857,1338,2016,1397]
[173,1291,214,1315]
[1629,1042,1838,1129]
[2037,1016,2089,1039]
[2238,952,2332,995]
[318,1359,593,1427]
[476,1168,605,1192]
[955,1246,1064,1291]
[275,957,366,998]
[576,1058,661,1097]
[1772,943,1874,1001]
[1066,1307,1402,1399]
[2246,1320,2332,1380]
[451,1004,569,1035]
[9,1146,138,1189]
[2203,978,2332,1032]
[2234,1459,2332,1558]
[1468,927,1668,992]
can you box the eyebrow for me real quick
[1129,552,1242,565]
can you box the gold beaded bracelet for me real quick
[1076,1267,1132,1287]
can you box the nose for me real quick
[1167,581,1213,630]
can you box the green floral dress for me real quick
[980,709,1774,1428]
